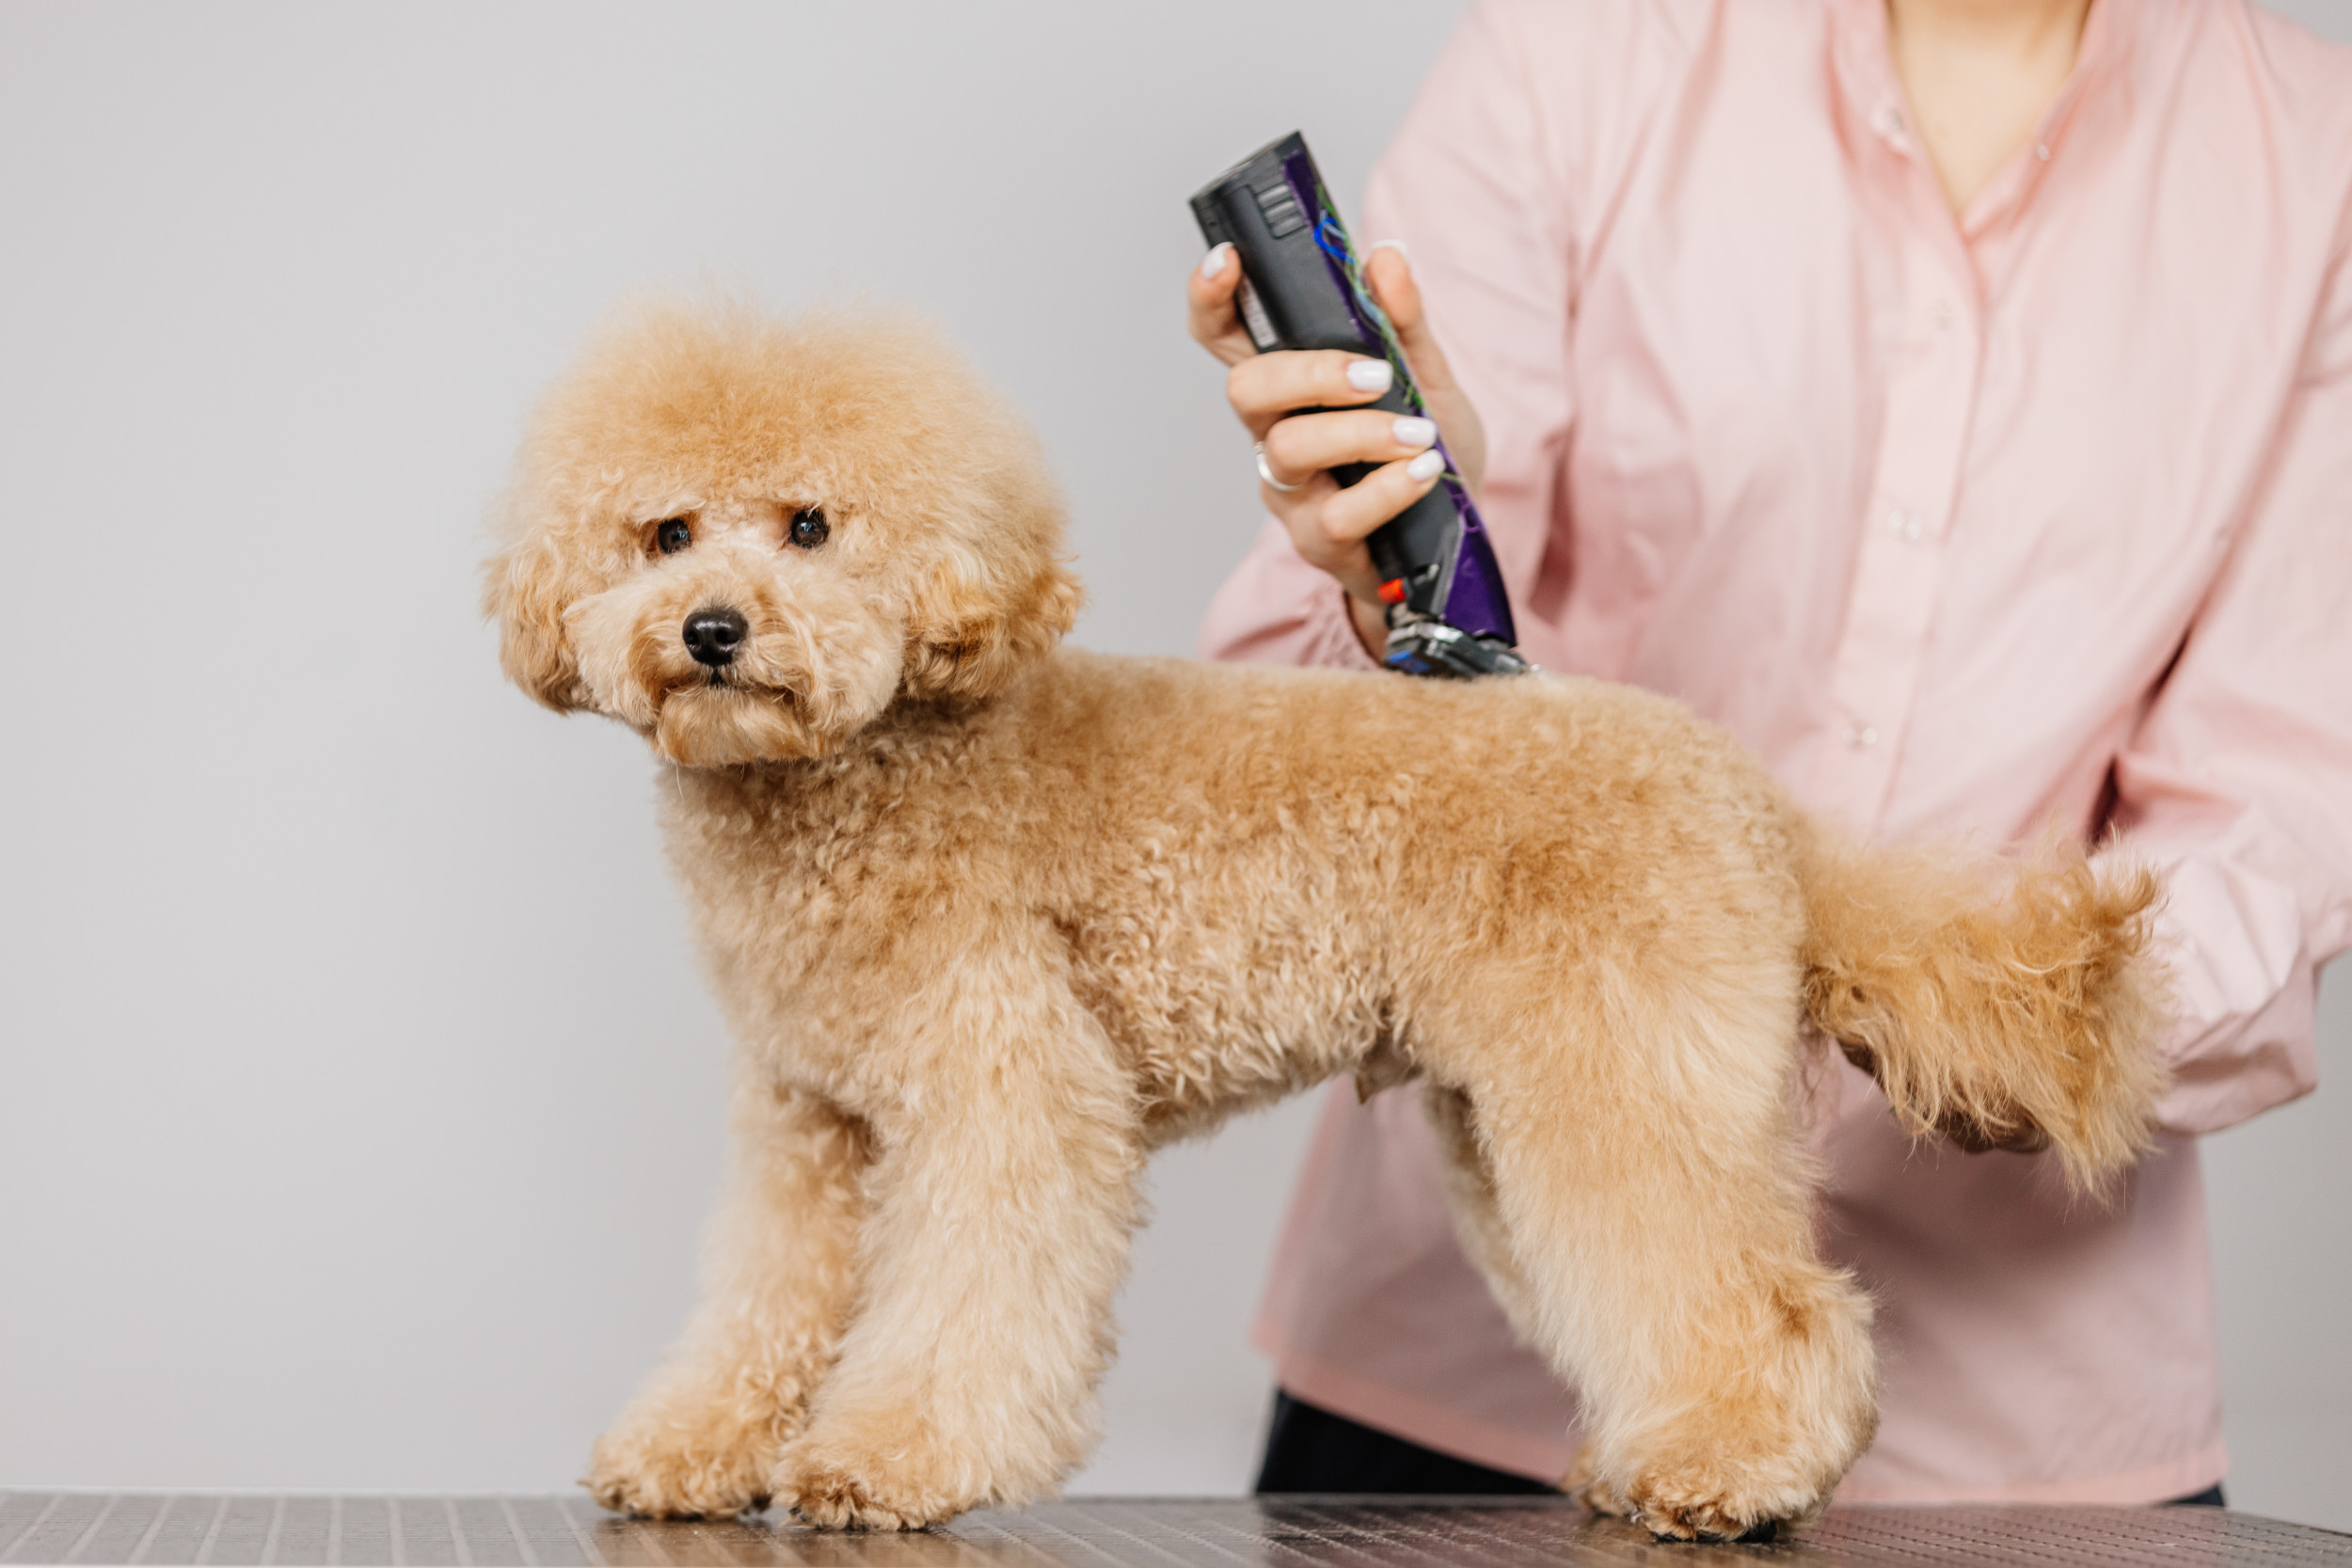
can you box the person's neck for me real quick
[1885,0,2093,216]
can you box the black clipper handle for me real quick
[1192,132,1526,677]
[1190,152,1454,606]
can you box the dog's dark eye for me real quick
[788,508,829,549]
[655,517,691,555]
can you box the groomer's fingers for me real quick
[1187,244,1260,366]
[1258,407,1438,483]
[1946,1117,2054,1157]
[1361,244,1457,393]
[1261,448,1448,664]
[1313,450,1451,546]
[1267,451,1449,590]
[1843,1037,2050,1156]
[1264,483,1379,608]
[1363,243,1487,493]
[1226,350,1396,439]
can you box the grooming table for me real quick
[3,1494,2345,1566]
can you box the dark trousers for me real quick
[1254,1390,2227,1507]
[1254,1390,1555,1496]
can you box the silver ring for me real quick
[1254,441,1304,493]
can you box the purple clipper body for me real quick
[1192,133,1531,679]
[1273,141,1521,652]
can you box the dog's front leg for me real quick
[775,985,1140,1530]
[587,1073,867,1518]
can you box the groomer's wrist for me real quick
[1345,592,1390,663]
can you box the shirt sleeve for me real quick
[2106,209,2352,1136]
[1198,0,1586,669]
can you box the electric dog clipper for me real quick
[1192,132,1531,679]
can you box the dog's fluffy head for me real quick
[484,300,1080,765]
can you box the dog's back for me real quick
[663,646,1811,1140]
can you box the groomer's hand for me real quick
[1836,1040,2054,1157]
[1188,242,1488,657]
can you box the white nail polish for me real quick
[1346,359,1393,393]
[1200,242,1232,278]
[1369,238,1411,265]
[1392,416,1437,448]
[1406,450,1445,482]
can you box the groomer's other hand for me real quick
[1836,1040,2055,1157]
[1188,242,1489,656]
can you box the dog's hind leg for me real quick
[587,1073,868,1518]
[775,964,1142,1530]
[1448,961,1878,1542]
[1424,1084,1550,1354]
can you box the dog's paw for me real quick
[586,1393,783,1519]
[1561,1445,1633,1521]
[775,1425,982,1531]
[1610,1457,1824,1544]
[1620,1482,1782,1544]
[1573,1439,1827,1543]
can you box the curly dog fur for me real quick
[483,299,2168,1540]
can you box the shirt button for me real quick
[1886,507,1925,542]
[1876,105,1906,139]
[1846,721,1879,751]
[2035,142,2053,162]
[1929,299,1958,330]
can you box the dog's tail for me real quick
[1795,826,2170,1193]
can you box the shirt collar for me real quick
[1829,0,2136,239]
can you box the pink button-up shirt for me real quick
[1200,0,2352,1503]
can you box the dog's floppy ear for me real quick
[483,527,591,714]
[898,418,1084,702]
[901,552,1083,703]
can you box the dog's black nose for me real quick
[683,608,749,667]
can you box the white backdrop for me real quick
[2,0,2347,1533]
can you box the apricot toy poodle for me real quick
[482,300,2166,1541]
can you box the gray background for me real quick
[1,0,2346,1532]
